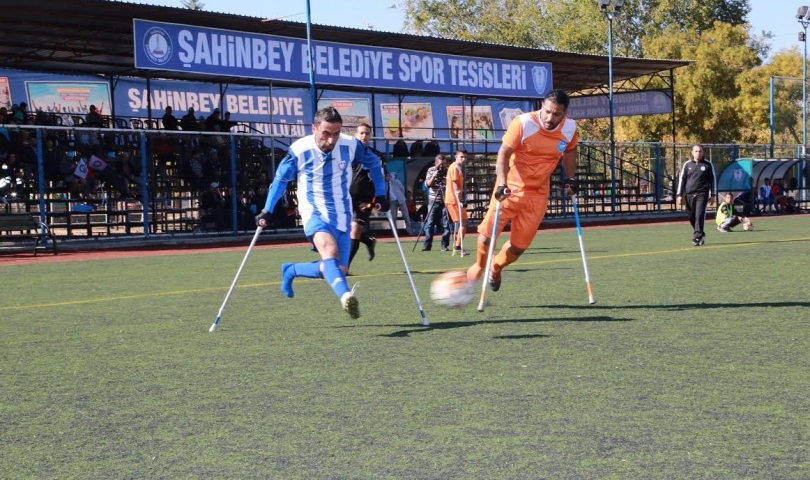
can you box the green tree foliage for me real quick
[627,21,765,143]
[736,48,804,144]
[179,0,204,10]
[401,0,799,146]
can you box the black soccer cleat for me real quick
[367,237,377,261]
[489,269,502,292]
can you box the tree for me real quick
[180,0,204,10]
[401,0,773,145]
[735,48,804,144]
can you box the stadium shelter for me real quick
[717,158,807,195]
[1,0,689,118]
[0,0,694,240]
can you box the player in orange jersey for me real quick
[467,89,579,291]
[445,147,469,256]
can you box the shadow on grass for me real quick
[521,300,810,311]
[361,315,631,338]
[493,334,551,339]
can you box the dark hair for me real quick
[356,122,372,131]
[314,106,343,125]
[542,89,570,109]
[455,147,468,155]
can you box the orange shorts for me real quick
[476,194,548,249]
[446,203,468,223]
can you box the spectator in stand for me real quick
[0,107,8,124]
[180,108,198,131]
[12,102,27,124]
[221,111,237,132]
[249,184,268,217]
[85,104,104,128]
[42,139,61,184]
[205,108,222,132]
[187,150,207,191]
[759,178,776,213]
[94,151,134,200]
[162,106,179,130]
[204,148,225,185]
[201,181,227,230]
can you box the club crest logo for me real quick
[700,166,706,171]
[558,140,567,153]
[144,27,172,66]
[338,160,346,171]
[531,66,549,95]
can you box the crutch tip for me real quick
[208,323,218,332]
[588,297,597,305]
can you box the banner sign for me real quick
[133,19,553,98]
[568,90,672,120]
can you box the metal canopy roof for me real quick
[0,0,690,95]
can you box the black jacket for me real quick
[676,159,716,196]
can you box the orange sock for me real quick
[493,244,519,273]
[467,236,489,282]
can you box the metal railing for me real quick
[0,123,807,240]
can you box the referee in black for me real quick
[676,143,717,246]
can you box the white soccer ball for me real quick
[743,220,753,231]
[430,270,474,308]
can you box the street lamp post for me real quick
[599,0,623,210]
[797,6,810,150]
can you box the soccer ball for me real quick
[743,219,753,231]
[430,270,474,308]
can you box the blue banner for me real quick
[568,90,672,120]
[133,19,553,98]
[0,68,531,145]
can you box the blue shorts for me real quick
[304,216,352,267]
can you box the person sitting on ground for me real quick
[716,192,751,232]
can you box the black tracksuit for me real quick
[676,158,717,241]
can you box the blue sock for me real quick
[294,260,322,278]
[281,261,322,298]
[322,258,350,299]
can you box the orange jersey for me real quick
[501,112,578,196]
[444,162,464,204]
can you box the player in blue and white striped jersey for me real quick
[255,107,389,319]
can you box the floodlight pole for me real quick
[799,6,810,152]
[306,0,317,118]
[601,1,621,210]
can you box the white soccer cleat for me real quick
[341,283,361,319]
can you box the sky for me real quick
[124,0,799,59]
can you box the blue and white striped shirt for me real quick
[264,133,386,233]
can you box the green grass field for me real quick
[1,215,808,479]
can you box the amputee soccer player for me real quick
[467,89,579,291]
[255,107,389,319]
[445,148,469,256]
